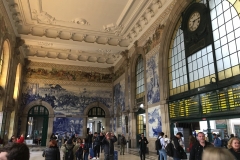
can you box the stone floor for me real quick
[30,150,142,160]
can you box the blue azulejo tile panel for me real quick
[148,106,162,138]
[146,52,160,105]
[53,117,83,137]
[113,79,125,113]
[21,83,112,115]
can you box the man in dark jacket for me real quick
[93,132,101,159]
[172,132,184,160]
[102,132,117,160]
[189,132,213,160]
[138,133,149,160]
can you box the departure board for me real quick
[200,84,240,115]
[169,95,199,119]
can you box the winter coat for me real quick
[229,148,240,160]
[172,136,183,159]
[93,136,101,147]
[61,144,75,160]
[189,141,213,160]
[102,136,117,155]
[42,146,60,160]
[138,137,148,152]
[17,136,24,143]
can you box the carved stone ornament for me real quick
[15,37,25,55]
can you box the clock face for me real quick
[188,11,201,31]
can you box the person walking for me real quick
[213,133,222,147]
[83,138,90,160]
[158,132,167,160]
[92,132,101,159]
[189,132,213,160]
[138,133,148,160]
[42,138,60,160]
[120,134,127,155]
[102,132,117,160]
[227,137,240,160]
[99,132,104,153]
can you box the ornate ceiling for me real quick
[3,0,173,68]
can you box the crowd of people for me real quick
[44,131,124,160]
[155,131,240,160]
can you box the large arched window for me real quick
[136,54,145,99]
[0,40,10,87]
[168,0,240,96]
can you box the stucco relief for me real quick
[148,106,162,138]
[21,83,112,115]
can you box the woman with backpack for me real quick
[42,138,60,160]
[61,139,75,160]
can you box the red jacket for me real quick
[17,136,24,143]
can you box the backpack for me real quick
[165,142,174,157]
[121,137,127,145]
[65,145,74,160]
[155,138,162,150]
[75,146,83,160]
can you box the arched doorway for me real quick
[88,107,105,133]
[26,105,49,146]
[83,102,110,136]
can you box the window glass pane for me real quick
[207,45,212,53]
[202,55,208,66]
[230,52,239,66]
[199,68,204,79]
[222,1,229,11]
[215,48,222,60]
[214,40,221,49]
[188,62,192,72]
[197,51,202,58]
[202,47,207,55]
[233,16,240,30]
[213,29,220,40]
[193,60,197,70]
[216,2,223,15]
[221,36,227,46]
[197,58,203,68]
[189,72,193,82]
[208,52,214,63]
[229,40,237,54]
[217,14,224,26]
[221,44,229,57]
[219,25,226,38]
[227,32,235,42]
[223,56,231,69]
[194,70,199,81]
[236,37,240,51]
[180,76,183,85]
[217,59,224,71]
[212,18,218,30]
[235,27,240,38]
[226,20,233,34]
[231,6,238,18]
[204,66,209,76]
[209,63,215,74]
[224,9,231,22]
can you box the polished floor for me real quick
[30,150,142,160]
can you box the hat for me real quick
[176,132,183,137]
[67,139,73,144]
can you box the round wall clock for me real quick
[188,11,201,31]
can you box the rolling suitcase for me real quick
[114,150,118,160]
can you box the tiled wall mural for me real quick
[21,83,112,115]
[113,117,116,132]
[113,79,125,113]
[146,52,160,104]
[53,117,83,137]
[122,115,126,135]
[26,66,112,83]
[148,106,162,138]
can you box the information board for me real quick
[169,95,199,119]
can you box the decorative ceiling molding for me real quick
[24,45,121,65]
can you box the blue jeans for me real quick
[173,158,181,160]
[159,149,167,160]
[84,153,89,160]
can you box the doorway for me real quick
[87,107,105,133]
[26,105,49,146]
